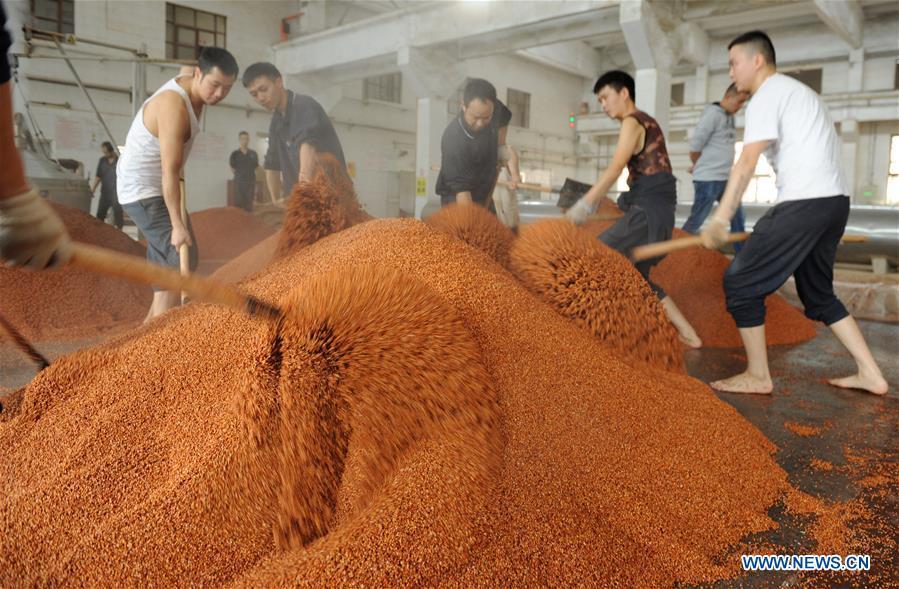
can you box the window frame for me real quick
[165,3,227,61]
[30,0,74,34]
[507,88,530,129]
[363,72,402,104]
[887,134,899,205]
[734,140,778,204]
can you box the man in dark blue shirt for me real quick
[241,62,346,202]
[90,141,123,229]
[229,131,258,211]
[436,78,520,214]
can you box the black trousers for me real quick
[724,195,850,328]
[235,181,256,212]
[97,191,124,229]
[599,207,666,299]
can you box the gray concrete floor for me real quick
[684,320,897,588]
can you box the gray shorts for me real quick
[122,196,198,290]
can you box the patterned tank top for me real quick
[626,110,671,186]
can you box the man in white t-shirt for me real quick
[700,30,887,396]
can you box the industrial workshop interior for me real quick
[0,0,897,586]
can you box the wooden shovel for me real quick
[178,178,190,303]
[632,233,869,262]
[69,243,282,321]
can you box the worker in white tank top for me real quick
[117,47,238,322]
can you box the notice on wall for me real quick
[190,132,228,163]
[416,176,427,197]
[54,117,105,151]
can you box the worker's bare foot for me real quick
[828,372,888,395]
[710,371,773,394]
[660,296,701,349]
[677,330,702,349]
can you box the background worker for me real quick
[117,47,238,321]
[436,78,521,221]
[567,70,702,348]
[229,131,258,212]
[0,2,70,269]
[242,62,346,202]
[90,141,123,229]
[683,83,749,251]
[701,31,887,395]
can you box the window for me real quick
[31,0,74,34]
[734,141,778,203]
[363,72,402,104]
[670,82,685,107]
[166,3,227,61]
[887,135,899,204]
[783,68,823,93]
[507,88,530,129]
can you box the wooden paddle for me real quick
[69,243,282,321]
[632,233,869,262]
[178,178,190,303]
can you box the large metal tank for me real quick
[14,112,93,213]
[517,198,899,267]
[20,149,93,213]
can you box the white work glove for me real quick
[565,197,597,226]
[0,188,73,269]
[700,216,730,250]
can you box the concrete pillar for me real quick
[841,118,858,202]
[635,68,671,136]
[414,97,445,219]
[132,44,147,122]
[848,48,865,92]
[694,64,709,105]
[619,0,672,136]
[398,46,464,100]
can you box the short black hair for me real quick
[593,70,635,100]
[101,141,114,152]
[463,78,497,106]
[238,131,249,137]
[197,47,239,78]
[242,62,281,87]
[728,30,776,67]
[724,83,740,96]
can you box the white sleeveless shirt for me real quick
[117,76,201,205]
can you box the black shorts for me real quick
[724,195,850,328]
[122,197,198,290]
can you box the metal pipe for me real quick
[24,25,146,55]
[11,68,53,160]
[132,43,148,119]
[14,53,196,65]
[51,38,120,155]
[517,199,899,266]
[25,74,132,96]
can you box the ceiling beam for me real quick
[812,0,864,48]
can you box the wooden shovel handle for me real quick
[69,242,281,321]
[496,179,553,193]
[631,232,750,262]
[632,231,868,262]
